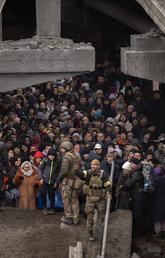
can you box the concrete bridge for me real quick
[0,0,164,90]
[0,0,95,92]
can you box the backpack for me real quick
[141,164,154,193]
[65,152,81,176]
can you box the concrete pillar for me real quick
[36,0,61,37]
[0,14,2,41]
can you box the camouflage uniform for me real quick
[56,141,81,224]
[78,159,111,239]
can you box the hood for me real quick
[33,151,44,166]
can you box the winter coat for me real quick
[100,160,121,185]
[116,172,131,210]
[0,138,9,170]
[0,170,4,188]
[122,166,147,202]
[13,166,40,210]
[37,157,58,184]
[88,151,104,163]
[151,175,165,222]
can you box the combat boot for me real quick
[88,231,95,242]
[61,216,73,225]
[48,208,55,215]
[42,208,48,216]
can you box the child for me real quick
[37,148,58,215]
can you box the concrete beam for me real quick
[0,36,95,91]
[84,0,156,33]
[36,0,61,37]
[136,0,165,34]
[121,35,165,83]
[130,34,165,51]
[0,37,95,73]
[0,72,89,92]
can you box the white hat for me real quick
[94,143,102,149]
[61,106,68,112]
[114,148,122,157]
[122,161,131,171]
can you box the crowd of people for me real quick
[0,59,165,240]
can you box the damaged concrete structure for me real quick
[121,0,165,83]
[0,0,95,92]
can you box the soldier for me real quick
[77,159,111,242]
[55,141,81,225]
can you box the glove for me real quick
[106,192,112,199]
[34,184,39,189]
[19,176,24,180]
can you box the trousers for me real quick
[85,196,106,231]
[61,184,79,224]
[41,182,55,209]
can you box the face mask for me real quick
[64,111,68,116]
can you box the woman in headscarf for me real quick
[13,161,40,210]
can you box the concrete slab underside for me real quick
[137,0,165,34]
[0,37,95,91]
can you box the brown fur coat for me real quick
[13,166,40,210]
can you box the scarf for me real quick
[21,161,33,177]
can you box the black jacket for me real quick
[122,165,146,202]
[0,138,9,170]
[37,158,58,184]
[151,175,165,222]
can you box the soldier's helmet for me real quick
[91,159,100,166]
[60,141,73,151]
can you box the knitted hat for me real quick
[48,148,57,157]
[153,166,164,176]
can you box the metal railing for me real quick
[97,160,115,258]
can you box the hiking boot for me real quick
[48,209,55,215]
[88,231,95,242]
[42,208,48,216]
[61,216,72,225]
[73,221,80,226]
